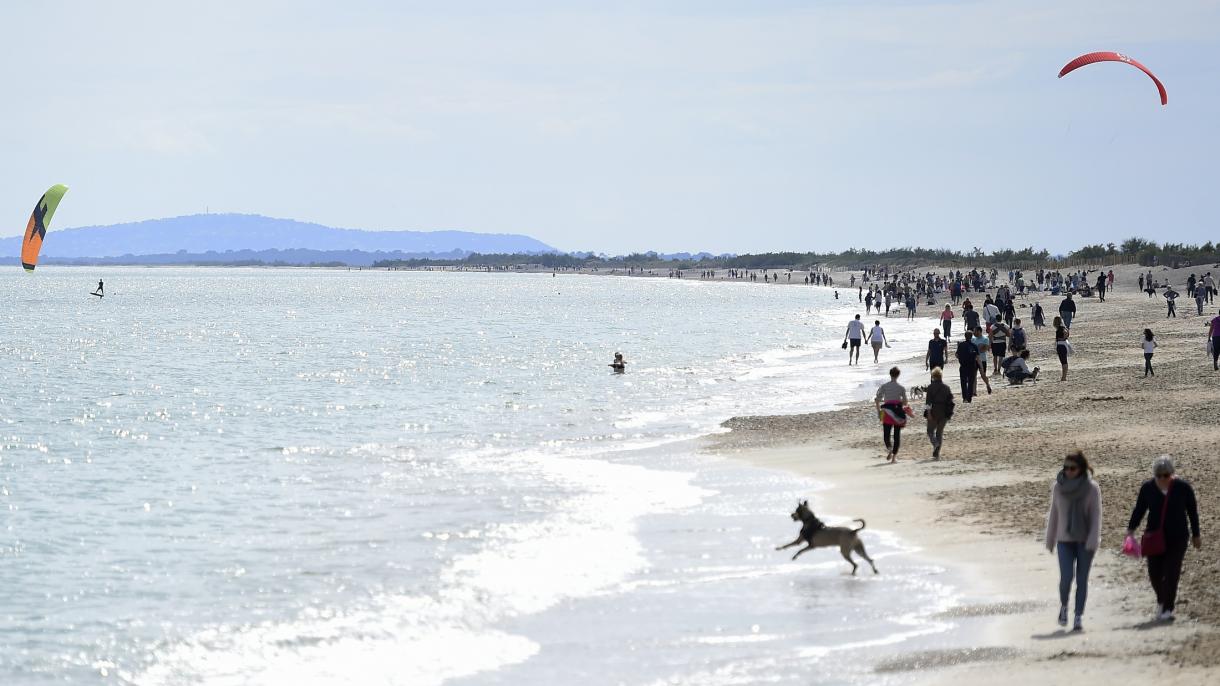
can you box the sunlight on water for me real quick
[0,267,947,685]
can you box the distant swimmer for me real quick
[609,352,626,373]
[91,279,104,298]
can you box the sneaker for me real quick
[1072,615,1083,632]
[1155,603,1164,620]
[1058,606,1068,627]
[1158,609,1175,622]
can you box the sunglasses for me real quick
[1155,473,1173,479]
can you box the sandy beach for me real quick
[712,263,1220,681]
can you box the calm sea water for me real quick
[1,268,973,685]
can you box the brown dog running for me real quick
[776,500,879,575]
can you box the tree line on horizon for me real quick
[373,237,1220,271]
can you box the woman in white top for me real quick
[1045,450,1102,632]
[869,320,889,363]
[1142,329,1157,378]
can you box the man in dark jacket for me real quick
[1096,273,1107,302]
[924,368,954,458]
[954,331,978,402]
[1059,294,1077,329]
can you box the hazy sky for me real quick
[2,1,1218,254]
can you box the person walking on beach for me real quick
[874,367,908,463]
[1055,318,1070,381]
[1011,318,1027,353]
[869,320,889,363]
[955,331,978,403]
[1058,294,1076,329]
[926,328,947,371]
[971,326,993,395]
[940,304,954,339]
[1096,273,1107,302]
[1209,310,1220,371]
[982,297,1000,326]
[1126,456,1202,621]
[962,301,980,335]
[1164,286,1179,318]
[1045,450,1101,632]
[1195,284,1207,316]
[924,367,953,459]
[988,318,1011,377]
[1142,329,1157,377]
[844,314,866,365]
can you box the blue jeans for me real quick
[1057,542,1095,616]
[1061,311,1074,329]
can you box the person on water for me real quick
[609,352,626,372]
[94,279,104,296]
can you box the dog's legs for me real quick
[792,544,815,560]
[839,546,858,575]
[854,541,879,574]
[776,537,803,551]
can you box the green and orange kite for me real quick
[21,184,68,270]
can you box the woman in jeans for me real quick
[1045,451,1101,631]
[1127,455,1202,621]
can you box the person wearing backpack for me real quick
[1011,318,1027,352]
[988,319,1011,377]
[955,331,978,403]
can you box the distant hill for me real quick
[0,214,556,259]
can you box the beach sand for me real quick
[711,263,1220,681]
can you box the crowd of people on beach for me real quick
[842,266,1208,632]
[610,261,1211,634]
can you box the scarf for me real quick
[1056,470,1090,541]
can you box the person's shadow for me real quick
[1125,618,1175,632]
[1030,629,1078,640]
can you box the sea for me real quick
[1,267,984,685]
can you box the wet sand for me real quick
[710,262,1220,679]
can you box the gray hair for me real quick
[1152,455,1175,476]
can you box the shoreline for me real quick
[712,441,1211,683]
[708,261,1220,678]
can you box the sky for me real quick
[2,0,1219,255]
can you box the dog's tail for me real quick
[852,519,866,532]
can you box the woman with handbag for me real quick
[1044,451,1101,631]
[1126,455,1202,621]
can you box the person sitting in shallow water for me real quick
[609,352,626,372]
